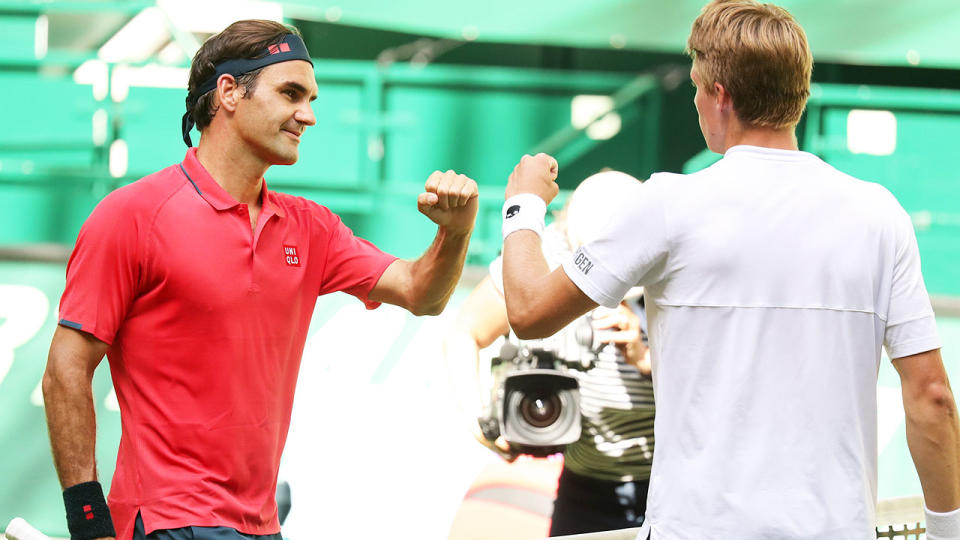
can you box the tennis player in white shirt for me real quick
[497,1,960,538]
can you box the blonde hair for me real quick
[686,0,813,129]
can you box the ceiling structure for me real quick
[281,0,960,69]
[2,0,960,69]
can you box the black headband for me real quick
[181,33,313,147]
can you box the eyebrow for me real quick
[279,81,318,102]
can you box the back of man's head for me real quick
[686,0,812,129]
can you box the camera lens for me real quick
[502,371,581,448]
[519,391,562,428]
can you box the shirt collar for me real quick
[723,144,817,162]
[179,148,285,218]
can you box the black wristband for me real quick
[63,481,116,540]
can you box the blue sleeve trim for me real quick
[59,319,83,330]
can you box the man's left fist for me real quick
[418,169,479,234]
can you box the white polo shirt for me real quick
[562,145,940,539]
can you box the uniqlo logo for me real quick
[268,43,291,54]
[283,245,300,267]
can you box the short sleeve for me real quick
[318,214,397,309]
[59,190,142,345]
[562,176,671,308]
[883,205,940,359]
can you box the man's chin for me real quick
[270,150,299,166]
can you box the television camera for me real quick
[478,308,630,457]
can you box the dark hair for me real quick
[187,20,301,131]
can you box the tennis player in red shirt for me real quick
[42,20,479,540]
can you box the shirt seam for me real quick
[652,302,886,319]
[887,311,937,327]
[144,176,195,288]
[724,146,820,163]
[315,207,336,290]
[661,176,675,283]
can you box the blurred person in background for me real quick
[42,20,478,540]
[445,171,656,536]
[498,1,960,539]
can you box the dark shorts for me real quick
[549,466,649,537]
[133,513,282,540]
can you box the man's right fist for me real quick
[505,153,560,204]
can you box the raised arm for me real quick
[42,325,116,540]
[892,348,960,513]
[369,170,478,316]
[501,154,597,338]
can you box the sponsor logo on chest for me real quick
[283,245,301,267]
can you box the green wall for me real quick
[0,60,661,264]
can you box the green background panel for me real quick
[0,182,105,245]
[0,72,98,166]
[0,15,37,62]
[122,87,197,176]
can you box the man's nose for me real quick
[296,102,316,127]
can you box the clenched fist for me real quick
[417,169,479,235]
[505,153,559,204]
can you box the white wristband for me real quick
[502,194,547,240]
[926,505,960,540]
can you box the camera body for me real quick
[480,312,616,456]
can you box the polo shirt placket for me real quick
[177,159,286,296]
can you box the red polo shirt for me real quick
[58,148,397,539]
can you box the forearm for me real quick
[502,230,564,338]
[42,361,100,488]
[405,226,472,316]
[903,381,960,511]
[503,230,550,301]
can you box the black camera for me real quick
[479,313,612,457]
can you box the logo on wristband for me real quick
[505,205,521,219]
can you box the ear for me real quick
[713,82,734,113]
[216,74,243,113]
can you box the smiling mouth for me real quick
[282,129,301,142]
